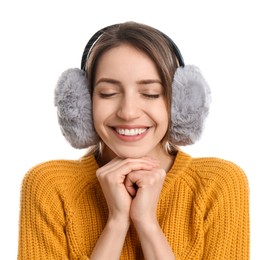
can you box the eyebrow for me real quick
[95,78,121,87]
[95,77,162,87]
[137,79,162,85]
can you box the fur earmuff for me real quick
[54,65,211,149]
[170,65,211,145]
[54,68,98,148]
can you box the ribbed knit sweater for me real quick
[18,151,249,259]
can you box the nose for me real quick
[116,94,141,121]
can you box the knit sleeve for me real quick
[18,164,90,260]
[202,160,250,259]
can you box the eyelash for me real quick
[99,93,117,98]
[98,93,160,99]
[142,94,160,99]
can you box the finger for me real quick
[124,177,137,197]
[127,169,166,188]
[108,157,159,171]
[117,161,157,177]
[98,158,159,179]
[126,171,144,189]
[96,157,122,174]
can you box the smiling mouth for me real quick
[113,127,148,136]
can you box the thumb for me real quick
[124,175,138,197]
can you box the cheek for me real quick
[147,102,169,134]
[161,113,169,131]
[92,97,113,132]
[160,107,169,134]
[92,107,106,139]
[92,98,102,128]
[155,100,169,125]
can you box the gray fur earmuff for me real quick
[170,65,211,145]
[54,68,98,148]
[54,65,211,149]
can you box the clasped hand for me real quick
[96,157,166,225]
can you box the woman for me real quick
[18,21,249,259]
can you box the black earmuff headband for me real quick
[80,23,185,71]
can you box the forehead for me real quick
[95,44,160,80]
[98,43,151,64]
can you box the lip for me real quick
[110,125,150,142]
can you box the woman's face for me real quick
[92,44,169,160]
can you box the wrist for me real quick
[107,215,131,231]
[132,216,159,232]
[131,211,158,225]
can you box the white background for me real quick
[1,0,267,259]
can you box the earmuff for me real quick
[54,23,211,149]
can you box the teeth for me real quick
[115,128,147,136]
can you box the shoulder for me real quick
[191,156,248,188]
[185,154,249,211]
[21,156,99,200]
[177,151,249,197]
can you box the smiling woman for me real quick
[18,21,249,259]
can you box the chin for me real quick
[113,146,162,159]
[115,151,148,159]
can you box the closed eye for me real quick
[99,93,117,98]
[142,94,160,99]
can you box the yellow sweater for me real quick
[18,151,249,259]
